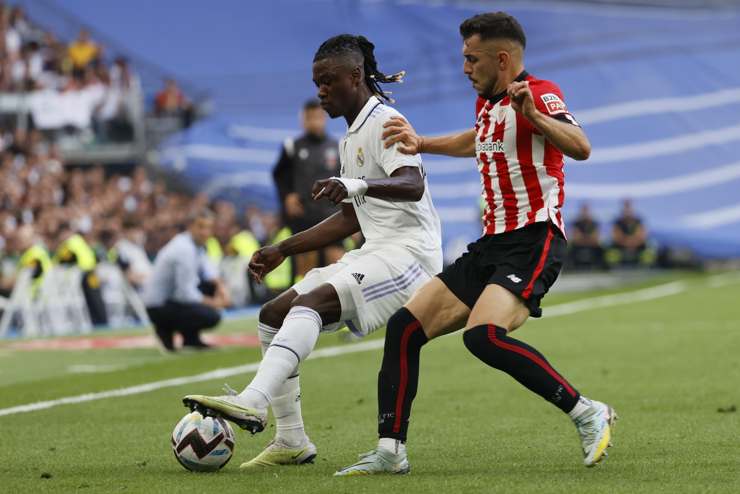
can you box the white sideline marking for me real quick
[0,279,697,417]
[67,364,129,374]
[0,340,383,418]
[707,271,740,288]
[542,281,688,319]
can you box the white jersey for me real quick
[338,96,442,276]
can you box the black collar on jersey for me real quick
[348,95,383,134]
[487,70,529,105]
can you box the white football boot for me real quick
[240,437,317,469]
[334,448,410,476]
[183,386,267,434]
[573,400,617,467]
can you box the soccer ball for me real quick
[171,411,235,472]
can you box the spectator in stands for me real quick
[15,224,51,284]
[2,7,21,59]
[568,203,604,270]
[142,209,231,352]
[67,28,99,69]
[54,221,108,325]
[608,199,653,267]
[100,221,152,291]
[154,78,193,128]
[272,98,344,281]
[8,6,32,45]
[0,224,51,296]
[116,218,153,289]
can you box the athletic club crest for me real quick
[357,147,365,167]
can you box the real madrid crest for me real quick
[357,147,365,167]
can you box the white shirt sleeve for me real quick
[375,111,422,176]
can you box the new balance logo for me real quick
[507,274,522,284]
[351,273,365,284]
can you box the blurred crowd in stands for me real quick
[0,125,283,304]
[0,3,193,143]
[0,98,350,331]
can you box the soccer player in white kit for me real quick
[183,34,442,469]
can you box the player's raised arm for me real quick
[312,166,424,204]
[248,204,359,282]
[507,80,591,161]
[382,116,477,157]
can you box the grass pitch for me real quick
[1,272,739,493]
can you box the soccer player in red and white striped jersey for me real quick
[336,12,617,476]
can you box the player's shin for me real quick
[271,374,308,447]
[463,324,580,413]
[240,307,321,409]
[377,307,428,451]
[257,321,308,446]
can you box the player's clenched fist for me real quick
[382,116,423,154]
[248,245,284,283]
[507,80,536,118]
[312,178,348,204]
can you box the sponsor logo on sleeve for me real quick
[476,140,505,154]
[540,93,567,115]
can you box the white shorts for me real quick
[292,245,431,337]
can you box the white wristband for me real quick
[331,177,368,198]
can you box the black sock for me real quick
[463,324,579,413]
[377,307,428,442]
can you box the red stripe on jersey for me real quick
[480,154,496,235]
[478,102,496,234]
[515,111,544,225]
[490,115,518,232]
[543,140,565,233]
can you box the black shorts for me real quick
[437,222,566,318]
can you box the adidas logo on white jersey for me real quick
[351,273,365,284]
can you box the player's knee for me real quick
[290,292,319,311]
[259,296,292,328]
[289,284,340,322]
[385,307,411,342]
[463,325,502,363]
[384,307,425,352]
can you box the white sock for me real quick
[378,437,406,456]
[241,306,321,410]
[568,396,593,420]
[256,321,306,446]
[257,321,279,355]
[272,375,307,447]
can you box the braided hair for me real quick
[313,34,405,103]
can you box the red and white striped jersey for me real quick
[474,71,579,237]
